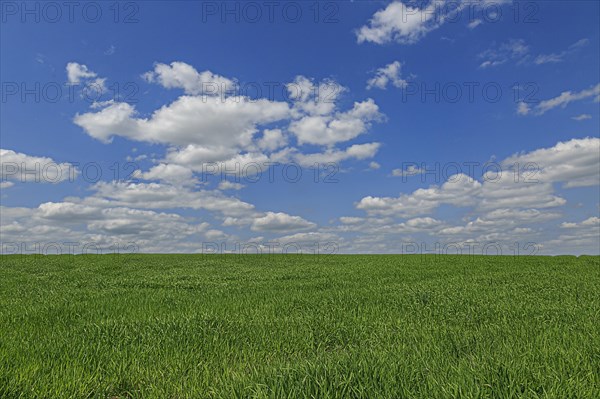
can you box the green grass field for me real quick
[0,254,599,398]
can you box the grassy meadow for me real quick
[0,254,599,398]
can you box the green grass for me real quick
[0,254,599,398]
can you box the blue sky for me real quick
[1,0,599,255]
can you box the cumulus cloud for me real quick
[74,65,384,176]
[85,181,255,218]
[561,216,599,229]
[1,201,213,253]
[346,137,599,254]
[478,179,565,210]
[218,181,245,191]
[250,212,316,232]
[502,137,600,187]
[545,216,600,255]
[357,173,482,217]
[257,129,287,151]
[289,99,382,146]
[66,62,98,84]
[1,169,322,253]
[74,96,290,147]
[142,61,236,96]
[135,163,197,186]
[66,62,106,93]
[0,149,77,185]
[273,232,340,250]
[286,76,343,117]
[357,139,598,218]
[391,164,424,177]
[294,143,381,166]
[367,61,408,90]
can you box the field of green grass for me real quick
[0,254,599,398]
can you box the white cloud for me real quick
[104,45,116,56]
[435,208,561,241]
[75,67,383,178]
[391,164,424,177]
[480,38,589,68]
[86,77,107,95]
[524,84,600,116]
[287,76,343,117]
[534,38,589,65]
[294,142,381,166]
[367,61,408,90]
[467,19,482,29]
[66,62,107,93]
[569,38,590,49]
[360,162,568,219]
[356,1,513,45]
[0,201,213,253]
[357,138,599,218]
[517,102,531,116]
[357,173,482,217]
[285,75,383,148]
[533,53,564,65]
[289,99,382,146]
[250,212,316,232]
[80,180,316,239]
[164,144,239,167]
[85,181,255,217]
[346,137,599,254]
[218,181,245,191]
[142,61,236,96]
[74,95,290,147]
[66,62,97,84]
[561,216,599,229]
[136,163,196,186]
[335,215,444,235]
[571,114,592,121]
[0,149,77,184]
[407,216,442,226]
[356,1,442,45]
[502,137,600,188]
[339,216,366,225]
[545,216,600,255]
[478,179,565,210]
[478,39,530,68]
[274,231,340,246]
[257,129,287,151]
